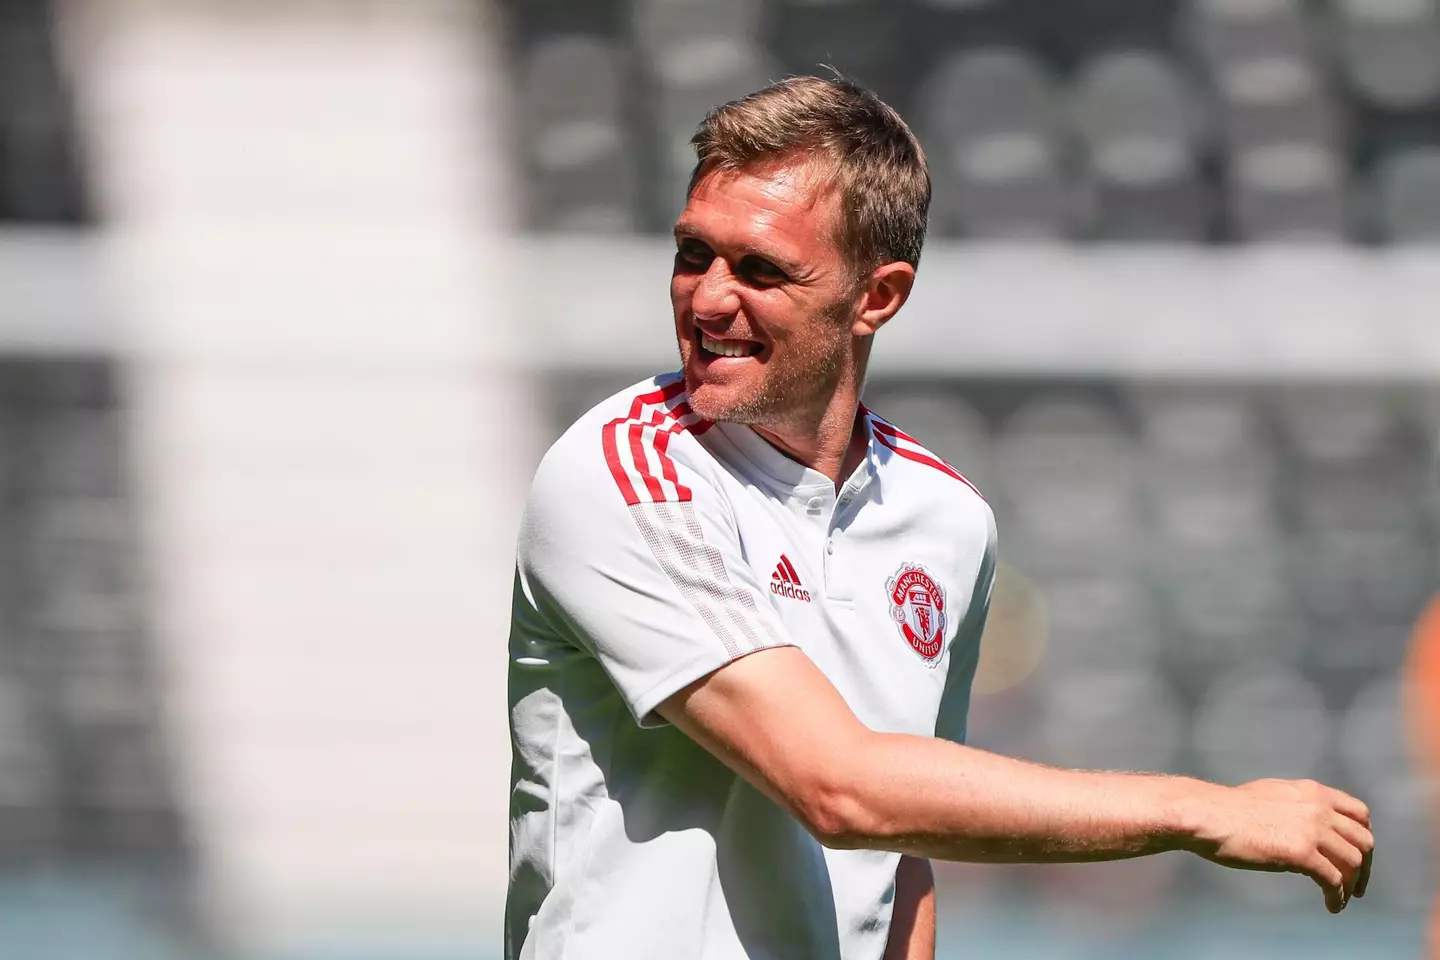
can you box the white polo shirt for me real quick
[507,374,996,960]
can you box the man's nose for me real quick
[690,258,740,321]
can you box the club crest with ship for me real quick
[886,562,948,665]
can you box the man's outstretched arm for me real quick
[658,645,1375,915]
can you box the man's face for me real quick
[671,159,861,428]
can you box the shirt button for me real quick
[806,496,824,512]
[826,540,834,555]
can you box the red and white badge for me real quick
[887,563,947,665]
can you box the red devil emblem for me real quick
[887,563,947,665]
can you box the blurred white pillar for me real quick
[62,2,526,956]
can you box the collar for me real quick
[710,414,878,502]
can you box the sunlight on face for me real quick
[670,159,862,429]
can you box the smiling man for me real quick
[505,77,1374,960]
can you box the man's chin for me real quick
[683,377,762,425]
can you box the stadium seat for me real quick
[912,0,1010,8]
[1146,459,1278,550]
[632,0,765,79]
[523,37,628,165]
[0,4,85,224]
[1229,140,1349,239]
[905,0,1036,86]
[0,673,47,790]
[1192,664,1331,784]
[0,360,183,868]
[994,397,1138,560]
[505,0,626,43]
[1374,145,1440,241]
[1289,457,1423,534]
[1338,675,1433,908]
[647,47,777,225]
[1134,389,1268,456]
[1365,779,1437,908]
[1218,61,1339,160]
[1035,668,1184,773]
[522,36,639,231]
[769,0,907,106]
[1158,544,1304,671]
[1333,0,1440,111]
[1134,393,1280,557]
[505,0,1440,249]
[1040,0,1187,69]
[1291,535,1433,657]
[1069,50,1212,240]
[1274,389,1423,522]
[916,48,1074,238]
[1186,0,1314,74]
[1038,571,1161,670]
[1181,0,1353,239]
[631,0,771,226]
[25,412,122,500]
[1275,386,1396,460]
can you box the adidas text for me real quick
[770,581,811,603]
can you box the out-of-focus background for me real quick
[0,0,1436,957]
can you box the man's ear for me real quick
[852,261,916,338]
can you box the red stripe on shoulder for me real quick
[651,404,694,499]
[864,410,922,446]
[602,419,639,505]
[629,420,667,502]
[602,380,711,506]
[630,380,687,416]
[868,414,985,501]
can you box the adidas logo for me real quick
[770,554,812,603]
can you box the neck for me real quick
[750,364,869,488]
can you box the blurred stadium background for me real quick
[0,0,1436,956]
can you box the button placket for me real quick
[822,488,862,602]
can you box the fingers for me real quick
[1311,781,1375,909]
[1324,786,1371,827]
[1330,813,1376,899]
[1225,779,1375,913]
[1318,830,1367,908]
[1305,852,1346,914]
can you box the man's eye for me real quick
[675,243,713,270]
[741,257,786,285]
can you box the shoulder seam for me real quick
[602,380,714,506]
[863,406,986,502]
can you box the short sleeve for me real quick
[934,505,998,744]
[516,417,794,727]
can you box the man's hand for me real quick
[1181,778,1375,914]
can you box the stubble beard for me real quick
[682,299,854,431]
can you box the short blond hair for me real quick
[688,76,930,274]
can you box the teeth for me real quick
[701,333,750,358]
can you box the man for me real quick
[506,77,1374,959]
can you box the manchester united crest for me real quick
[887,563,947,665]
